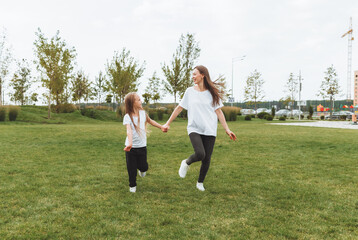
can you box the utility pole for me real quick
[231,55,246,106]
[341,17,354,100]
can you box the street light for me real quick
[231,55,246,107]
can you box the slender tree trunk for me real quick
[48,89,51,119]
[0,82,2,105]
[330,96,333,120]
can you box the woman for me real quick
[163,65,236,191]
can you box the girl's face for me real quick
[134,94,142,109]
[192,69,204,85]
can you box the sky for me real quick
[1,0,358,104]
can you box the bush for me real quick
[81,108,97,119]
[148,109,157,120]
[0,106,6,121]
[244,115,251,121]
[279,116,286,121]
[116,106,125,120]
[52,103,77,113]
[257,112,269,119]
[307,115,312,120]
[300,114,304,119]
[250,114,256,118]
[340,115,347,120]
[222,107,240,121]
[271,107,276,118]
[9,106,20,121]
[157,109,164,121]
[320,115,325,120]
[96,106,112,111]
[308,105,314,119]
[266,115,273,121]
[178,109,187,119]
[85,105,95,109]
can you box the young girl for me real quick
[163,65,236,191]
[123,92,167,193]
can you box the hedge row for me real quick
[0,106,20,122]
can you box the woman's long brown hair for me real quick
[194,65,224,106]
[124,92,143,134]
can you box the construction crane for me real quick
[341,17,354,100]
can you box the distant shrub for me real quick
[300,114,304,119]
[0,106,6,121]
[266,115,273,121]
[85,105,95,109]
[178,109,187,119]
[320,115,325,120]
[157,108,164,120]
[52,103,77,113]
[148,108,157,120]
[308,105,314,119]
[283,115,287,118]
[96,106,112,111]
[116,106,125,120]
[250,114,256,118]
[279,116,286,121]
[222,107,239,121]
[81,108,97,119]
[244,115,251,121]
[340,115,347,120]
[257,112,269,119]
[8,106,20,121]
[271,107,276,118]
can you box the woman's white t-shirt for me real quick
[123,110,147,148]
[179,86,223,137]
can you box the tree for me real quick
[143,72,162,105]
[284,73,298,116]
[30,93,39,105]
[71,70,91,108]
[0,29,12,105]
[94,71,105,105]
[33,28,77,118]
[244,69,265,111]
[318,65,341,119]
[9,59,32,105]
[104,48,145,105]
[162,33,200,104]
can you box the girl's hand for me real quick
[124,145,132,152]
[162,124,170,132]
[226,130,237,141]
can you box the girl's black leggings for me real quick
[125,147,148,187]
[186,132,216,183]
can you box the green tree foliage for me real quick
[30,93,39,105]
[318,65,341,118]
[285,73,298,115]
[33,28,77,118]
[143,72,161,105]
[71,70,91,107]
[9,59,31,105]
[0,29,12,105]
[105,48,145,105]
[162,33,200,104]
[94,71,105,105]
[244,69,265,111]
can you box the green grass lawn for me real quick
[1,115,358,239]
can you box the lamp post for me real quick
[231,55,246,107]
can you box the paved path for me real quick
[269,121,358,130]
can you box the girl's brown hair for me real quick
[124,92,143,134]
[194,65,224,106]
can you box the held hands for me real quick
[123,145,132,152]
[226,129,237,141]
[161,123,170,133]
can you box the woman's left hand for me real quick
[226,130,237,141]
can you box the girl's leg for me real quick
[186,133,206,165]
[198,135,216,183]
[126,149,138,187]
[137,147,148,173]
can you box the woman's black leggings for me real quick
[186,132,216,183]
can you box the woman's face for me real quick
[134,94,142,109]
[192,69,204,85]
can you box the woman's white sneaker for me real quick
[196,182,205,191]
[138,170,146,177]
[179,159,189,178]
[129,186,136,193]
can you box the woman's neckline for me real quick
[193,86,208,92]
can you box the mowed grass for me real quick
[1,120,358,239]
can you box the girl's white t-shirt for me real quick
[179,86,223,137]
[123,110,147,148]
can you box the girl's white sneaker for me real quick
[179,159,189,178]
[129,186,136,193]
[196,182,205,191]
[138,170,146,177]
